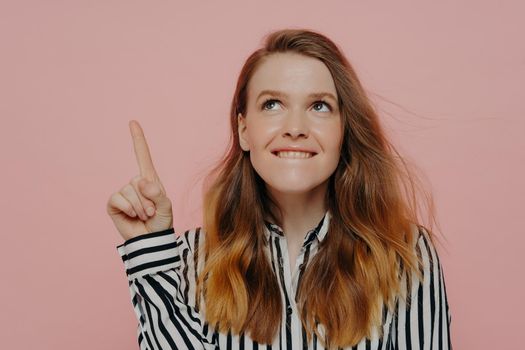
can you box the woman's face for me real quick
[238,52,343,195]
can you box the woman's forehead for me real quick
[247,53,338,102]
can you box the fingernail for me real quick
[146,207,155,216]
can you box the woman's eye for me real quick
[261,99,332,112]
[313,100,332,112]
[262,99,281,111]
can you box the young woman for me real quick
[107,28,452,349]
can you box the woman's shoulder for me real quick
[176,226,207,256]
[414,224,441,256]
[398,222,444,282]
[406,222,437,251]
[407,223,446,280]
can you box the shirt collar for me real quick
[264,210,331,244]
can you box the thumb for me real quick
[138,179,171,212]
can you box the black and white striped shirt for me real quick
[116,211,452,349]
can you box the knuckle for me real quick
[107,192,119,207]
[120,184,135,196]
[107,192,116,203]
[106,193,121,214]
[130,175,142,185]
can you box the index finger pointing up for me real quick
[129,120,159,181]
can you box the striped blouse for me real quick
[116,211,452,349]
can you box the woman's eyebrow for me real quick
[256,89,338,103]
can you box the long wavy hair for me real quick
[196,28,440,348]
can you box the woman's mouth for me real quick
[272,151,316,159]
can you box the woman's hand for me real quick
[106,120,173,241]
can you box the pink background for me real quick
[1,1,523,349]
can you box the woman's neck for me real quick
[266,181,328,243]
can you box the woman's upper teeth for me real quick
[276,151,314,158]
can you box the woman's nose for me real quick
[282,111,309,139]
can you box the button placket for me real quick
[276,243,294,301]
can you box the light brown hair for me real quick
[196,28,439,348]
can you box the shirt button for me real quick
[286,306,293,315]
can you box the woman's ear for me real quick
[238,113,250,151]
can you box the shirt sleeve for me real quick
[116,227,218,350]
[393,226,453,349]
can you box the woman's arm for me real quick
[393,227,453,349]
[117,227,217,350]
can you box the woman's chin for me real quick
[265,181,325,196]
